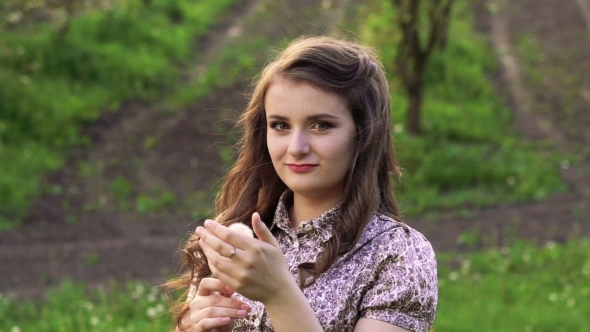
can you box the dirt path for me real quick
[408,0,590,253]
[0,0,359,299]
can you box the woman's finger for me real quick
[191,306,249,324]
[199,240,239,287]
[197,226,240,259]
[190,294,251,312]
[191,316,233,332]
[196,278,233,297]
[251,212,280,248]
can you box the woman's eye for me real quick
[271,122,289,131]
[312,122,332,131]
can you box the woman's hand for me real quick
[196,212,293,305]
[182,278,252,332]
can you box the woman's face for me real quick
[265,77,356,202]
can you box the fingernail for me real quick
[237,310,247,317]
[195,227,203,235]
[241,304,251,311]
[221,317,231,323]
[204,219,212,227]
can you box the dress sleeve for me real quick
[359,227,438,332]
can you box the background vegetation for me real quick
[0,0,237,229]
[360,0,567,215]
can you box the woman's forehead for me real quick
[264,78,350,118]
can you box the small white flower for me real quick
[521,252,530,263]
[90,316,100,325]
[135,284,145,294]
[461,259,471,270]
[156,303,165,313]
[545,241,556,250]
[548,293,557,302]
[147,294,156,302]
[449,272,459,281]
[147,307,157,317]
[393,124,404,133]
[11,326,21,332]
[567,298,575,307]
[524,326,533,332]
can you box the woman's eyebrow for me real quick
[306,113,340,121]
[267,114,340,121]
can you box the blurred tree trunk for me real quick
[391,0,455,135]
[59,0,77,35]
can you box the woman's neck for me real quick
[288,192,342,230]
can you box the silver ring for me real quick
[228,246,236,258]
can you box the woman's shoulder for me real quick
[360,214,436,259]
[351,214,438,282]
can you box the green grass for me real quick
[0,281,172,332]
[360,0,568,215]
[0,0,237,229]
[435,238,590,331]
[1,239,588,331]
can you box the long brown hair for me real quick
[163,36,403,330]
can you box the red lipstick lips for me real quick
[287,164,317,173]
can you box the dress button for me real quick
[304,224,313,232]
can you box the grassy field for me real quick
[0,0,238,229]
[2,238,588,332]
[435,238,590,331]
[0,281,172,332]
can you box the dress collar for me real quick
[272,190,342,244]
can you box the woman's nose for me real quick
[287,131,310,156]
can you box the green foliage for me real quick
[0,0,237,229]
[0,281,172,331]
[109,177,134,211]
[136,190,177,214]
[435,238,590,331]
[360,0,567,215]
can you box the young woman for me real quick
[164,36,438,332]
